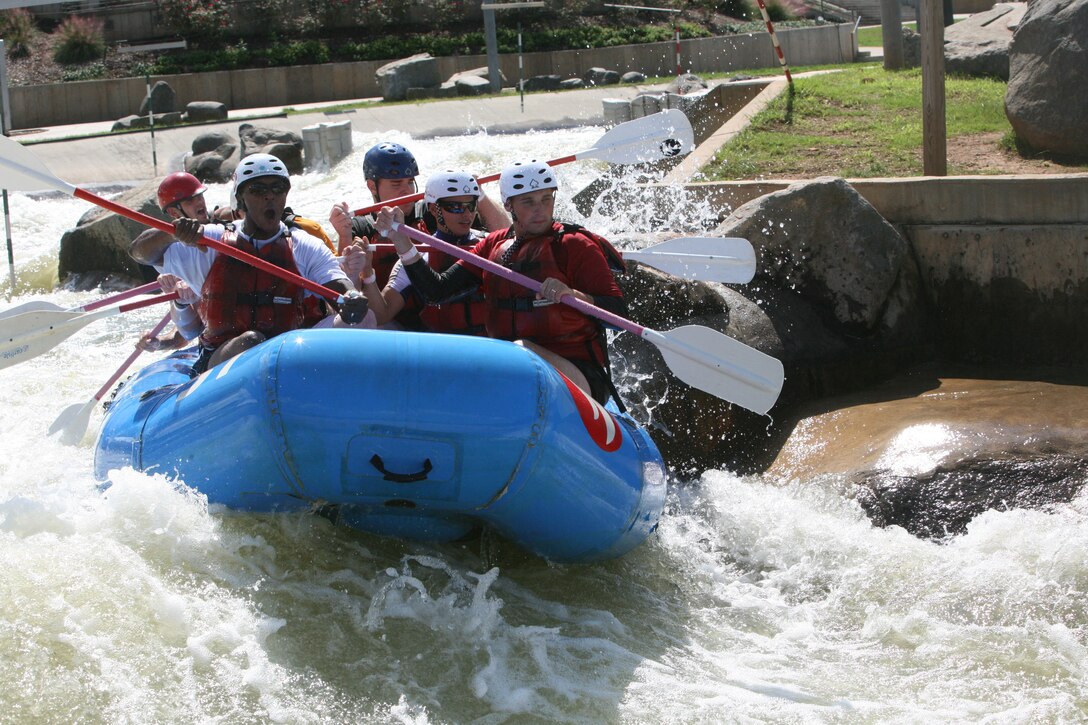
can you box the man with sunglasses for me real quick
[376,160,627,405]
[347,170,490,334]
[132,154,372,374]
[329,141,508,291]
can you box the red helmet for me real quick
[157,172,207,211]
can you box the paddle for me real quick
[389,223,784,414]
[48,311,173,445]
[0,280,161,322]
[352,109,696,216]
[371,235,757,284]
[0,134,348,306]
[0,291,178,371]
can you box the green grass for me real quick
[855,22,917,47]
[699,64,1035,180]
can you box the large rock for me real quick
[184,101,228,123]
[583,67,621,86]
[454,74,491,97]
[185,131,238,183]
[58,181,165,284]
[524,75,562,92]
[1004,0,1088,157]
[238,123,303,175]
[139,80,176,115]
[610,179,929,472]
[723,177,912,333]
[944,2,1023,80]
[376,53,440,102]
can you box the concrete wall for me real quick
[10,24,855,130]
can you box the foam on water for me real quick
[0,127,1085,723]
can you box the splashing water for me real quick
[0,127,1085,723]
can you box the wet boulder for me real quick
[185,130,238,183]
[58,181,165,285]
[610,178,930,472]
[238,123,303,175]
[1005,0,1088,157]
[622,71,647,84]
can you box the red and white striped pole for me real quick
[753,0,793,85]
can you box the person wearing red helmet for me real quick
[127,173,212,351]
[376,160,626,405]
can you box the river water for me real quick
[1,128,1085,723]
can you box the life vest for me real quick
[414,232,489,336]
[199,230,323,348]
[283,207,336,253]
[482,222,624,364]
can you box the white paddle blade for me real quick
[0,135,76,194]
[646,325,784,414]
[625,237,757,284]
[582,109,695,165]
[0,300,65,322]
[0,308,104,370]
[48,398,96,445]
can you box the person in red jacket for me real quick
[376,160,626,404]
[346,169,490,334]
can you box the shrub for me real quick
[155,0,231,43]
[52,16,105,65]
[0,8,36,58]
[62,62,106,81]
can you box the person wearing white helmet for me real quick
[345,169,494,334]
[376,160,627,404]
[133,153,373,374]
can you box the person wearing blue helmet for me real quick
[330,141,509,292]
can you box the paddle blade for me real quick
[0,308,101,370]
[647,325,783,415]
[625,236,757,284]
[579,109,695,165]
[0,135,76,194]
[48,398,96,446]
[0,300,65,322]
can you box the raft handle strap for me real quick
[370,454,433,483]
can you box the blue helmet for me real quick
[363,142,419,180]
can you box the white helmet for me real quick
[424,170,481,204]
[232,153,291,205]
[499,160,557,203]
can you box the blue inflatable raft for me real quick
[93,329,666,562]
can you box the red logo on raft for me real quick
[559,373,623,453]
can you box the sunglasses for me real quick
[243,181,290,196]
[436,200,477,214]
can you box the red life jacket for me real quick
[199,230,323,348]
[414,243,489,336]
[482,222,624,364]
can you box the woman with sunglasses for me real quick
[376,160,627,405]
[348,170,492,335]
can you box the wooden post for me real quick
[921,0,946,176]
[880,0,904,70]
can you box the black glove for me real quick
[338,290,369,325]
